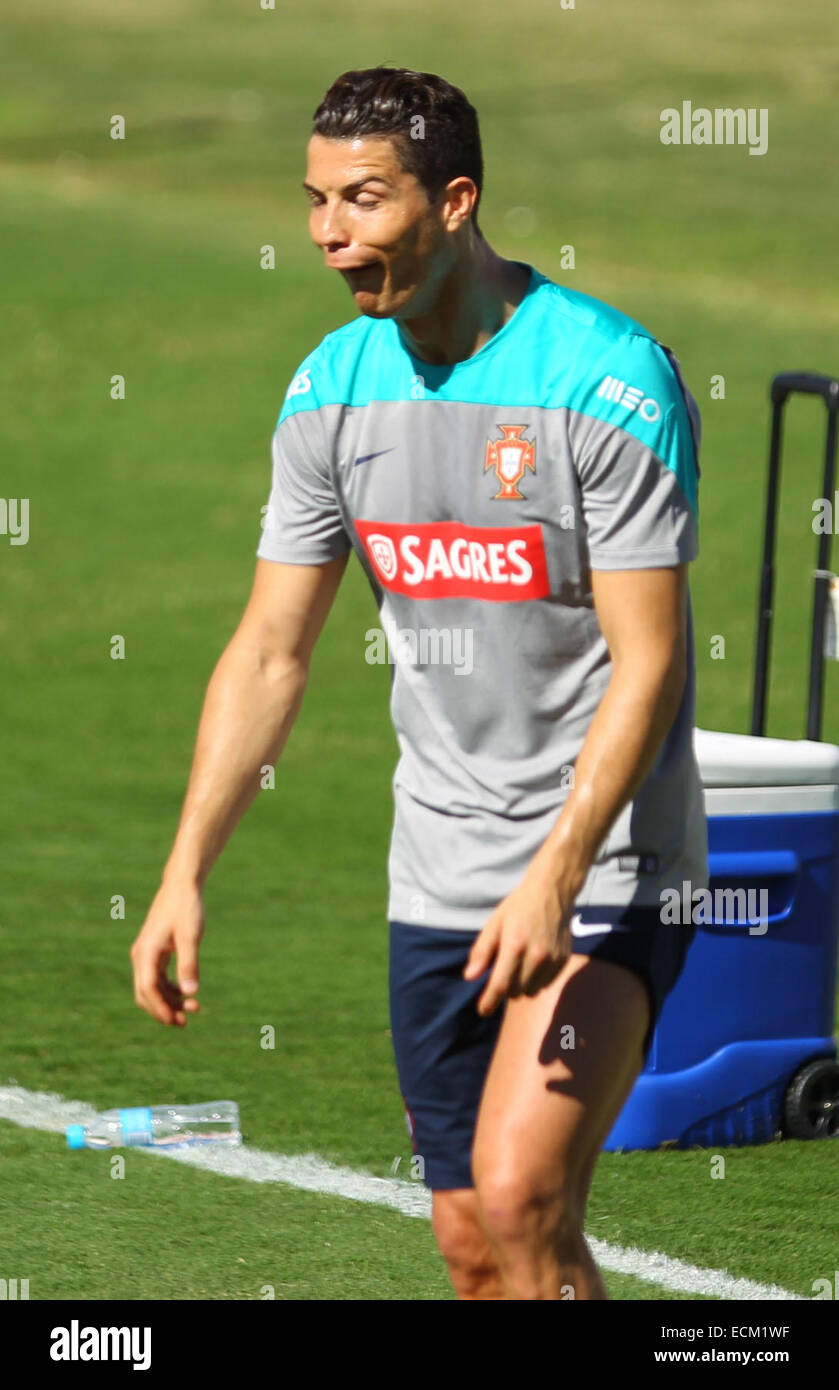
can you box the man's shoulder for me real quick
[530,269,651,344]
[529,270,675,373]
[530,270,696,428]
[276,314,387,426]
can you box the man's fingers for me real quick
[157,968,193,1025]
[132,944,182,1026]
[134,977,177,1026]
[176,937,200,996]
[476,930,570,1011]
[520,951,568,997]
[463,915,502,980]
[515,935,566,992]
[130,894,204,1028]
[476,944,521,1016]
[132,945,167,1007]
[161,971,201,1018]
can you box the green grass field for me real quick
[1,0,838,1301]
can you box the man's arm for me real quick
[464,563,688,1015]
[130,553,348,1027]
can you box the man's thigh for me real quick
[389,920,502,1191]
[472,952,650,1198]
[390,909,694,1192]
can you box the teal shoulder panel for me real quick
[529,279,699,515]
[276,314,382,425]
[561,327,699,515]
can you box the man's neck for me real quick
[396,241,531,367]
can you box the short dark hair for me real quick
[312,66,484,236]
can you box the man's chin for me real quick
[355,302,395,319]
[347,288,398,319]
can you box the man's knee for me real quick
[431,1190,502,1297]
[473,1164,585,1258]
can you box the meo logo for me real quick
[597,375,661,423]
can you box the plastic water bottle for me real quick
[66,1100,241,1150]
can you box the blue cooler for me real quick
[605,371,839,1149]
[604,731,839,1149]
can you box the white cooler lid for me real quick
[694,727,839,787]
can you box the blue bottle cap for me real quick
[66,1125,86,1149]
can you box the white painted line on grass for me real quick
[0,1084,804,1300]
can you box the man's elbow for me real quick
[255,644,311,691]
[654,643,688,725]
[221,626,311,693]
[663,650,687,718]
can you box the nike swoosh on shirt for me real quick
[354,448,396,467]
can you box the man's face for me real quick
[304,133,455,319]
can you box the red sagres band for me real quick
[355,520,550,601]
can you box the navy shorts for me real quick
[389,905,697,1190]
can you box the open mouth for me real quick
[341,263,382,289]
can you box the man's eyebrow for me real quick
[302,174,394,195]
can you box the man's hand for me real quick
[130,881,204,1027]
[462,867,576,1016]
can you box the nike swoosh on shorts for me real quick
[570,914,633,938]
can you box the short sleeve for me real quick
[256,374,352,566]
[568,334,701,571]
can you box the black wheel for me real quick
[783,1058,839,1139]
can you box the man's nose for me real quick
[311,199,349,251]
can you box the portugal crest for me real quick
[484,424,536,500]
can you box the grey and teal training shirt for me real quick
[257,262,709,929]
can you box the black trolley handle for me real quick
[751,372,839,742]
[771,373,839,406]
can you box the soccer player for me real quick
[131,66,708,1301]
